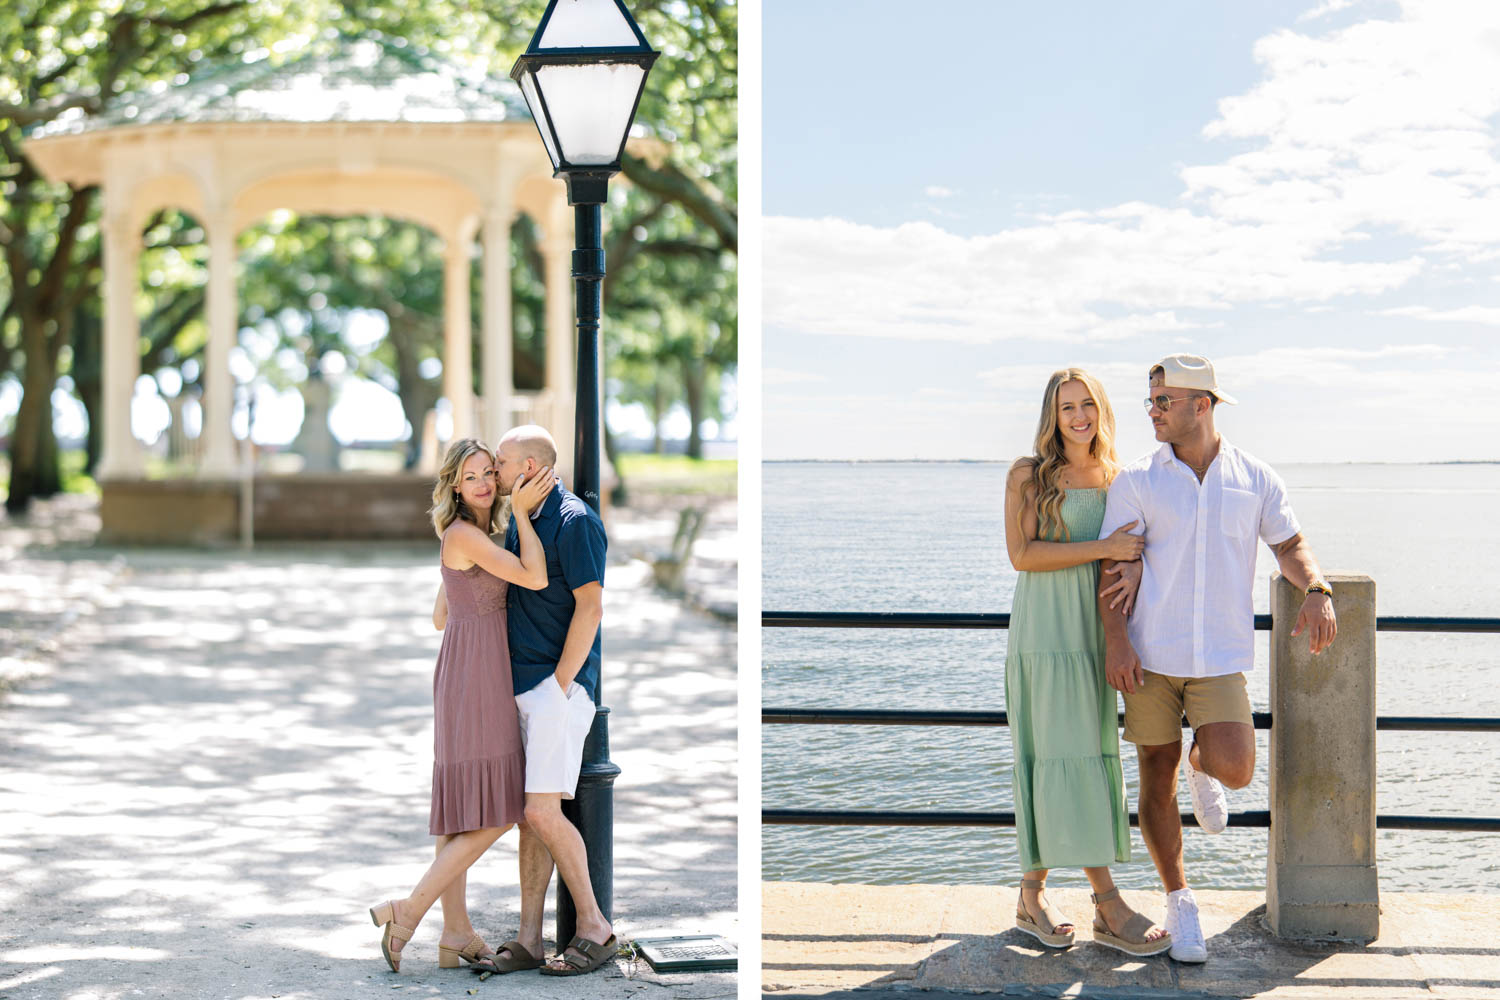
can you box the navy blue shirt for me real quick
[505,482,607,699]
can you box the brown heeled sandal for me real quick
[1015,876,1075,948]
[1091,887,1172,957]
[437,932,491,969]
[369,900,416,972]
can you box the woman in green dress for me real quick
[1002,368,1170,956]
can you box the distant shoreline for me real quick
[764,459,1500,466]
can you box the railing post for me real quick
[1267,572,1379,940]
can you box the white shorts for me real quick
[514,678,597,799]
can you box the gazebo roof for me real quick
[32,35,529,139]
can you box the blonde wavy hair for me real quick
[1022,368,1121,541]
[429,438,508,540]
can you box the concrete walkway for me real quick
[763,882,1500,999]
[0,495,737,1000]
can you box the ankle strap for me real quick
[1020,877,1045,890]
[1091,887,1120,905]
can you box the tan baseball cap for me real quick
[1150,353,1237,405]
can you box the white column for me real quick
[96,213,144,480]
[200,211,238,477]
[542,225,577,460]
[443,231,475,442]
[481,205,514,445]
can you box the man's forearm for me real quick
[554,602,603,688]
[1098,559,1132,646]
[1272,536,1323,590]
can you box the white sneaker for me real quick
[1183,738,1228,834]
[1164,887,1208,963]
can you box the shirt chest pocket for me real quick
[1220,487,1260,538]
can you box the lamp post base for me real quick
[557,708,621,945]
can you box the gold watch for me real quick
[1306,581,1333,598]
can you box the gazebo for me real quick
[23,37,618,542]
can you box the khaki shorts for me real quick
[1122,670,1252,746]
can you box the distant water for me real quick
[762,462,1500,892]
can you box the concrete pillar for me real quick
[201,211,238,477]
[1267,572,1379,941]
[96,213,144,480]
[443,229,475,442]
[481,205,514,446]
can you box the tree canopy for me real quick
[0,0,737,512]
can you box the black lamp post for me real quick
[510,0,658,948]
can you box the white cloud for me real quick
[1374,305,1500,325]
[977,361,1146,393]
[924,185,956,198]
[765,1,1500,347]
[763,367,829,386]
[765,209,1422,344]
[1211,343,1450,386]
[1299,0,1364,21]
[1192,3,1500,253]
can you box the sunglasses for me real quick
[1142,393,1205,413]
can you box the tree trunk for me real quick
[5,314,62,512]
[71,304,103,475]
[682,356,705,461]
[603,418,627,506]
[385,315,441,470]
[652,379,665,454]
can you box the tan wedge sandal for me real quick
[369,900,416,973]
[437,932,491,969]
[1015,877,1075,948]
[1090,888,1172,957]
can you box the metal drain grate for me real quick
[632,934,738,972]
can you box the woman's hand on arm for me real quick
[1098,557,1143,615]
[449,521,548,590]
[1005,460,1141,571]
[1097,523,1144,562]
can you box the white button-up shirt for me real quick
[1100,440,1300,678]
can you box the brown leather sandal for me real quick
[1091,888,1171,957]
[538,934,618,976]
[1015,876,1075,948]
[470,939,544,974]
[369,900,416,973]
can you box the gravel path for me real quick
[0,496,738,1000]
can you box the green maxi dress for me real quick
[1005,487,1130,872]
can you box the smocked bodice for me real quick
[440,528,509,621]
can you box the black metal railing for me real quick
[763,610,1500,833]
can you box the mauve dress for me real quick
[429,528,526,835]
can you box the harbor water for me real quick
[762,461,1500,892]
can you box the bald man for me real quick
[483,424,613,976]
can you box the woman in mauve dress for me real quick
[368,437,554,974]
[1003,368,1170,957]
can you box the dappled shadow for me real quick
[0,542,735,999]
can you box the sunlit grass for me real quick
[0,450,98,505]
[0,449,737,503]
[60,449,98,496]
[616,452,736,496]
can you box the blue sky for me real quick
[763,0,1500,463]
